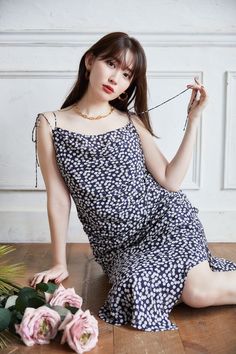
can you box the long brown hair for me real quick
[60,32,158,139]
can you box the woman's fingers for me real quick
[187,89,208,119]
[29,265,69,288]
[186,76,208,112]
[31,274,44,288]
[54,272,64,283]
[30,272,50,287]
[55,271,69,284]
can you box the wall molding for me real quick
[148,70,203,190]
[0,30,236,47]
[0,70,78,191]
[0,69,202,191]
[223,71,236,189]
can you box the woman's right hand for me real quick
[29,264,69,288]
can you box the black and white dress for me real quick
[32,110,236,331]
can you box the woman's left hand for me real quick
[186,77,209,124]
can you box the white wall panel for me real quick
[224,71,236,189]
[0,0,236,242]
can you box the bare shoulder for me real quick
[37,110,56,129]
[129,113,151,135]
[130,114,145,126]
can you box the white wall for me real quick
[0,0,236,242]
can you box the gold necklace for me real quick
[74,104,115,120]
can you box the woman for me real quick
[30,32,236,331]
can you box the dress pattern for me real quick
[32,110,236,331]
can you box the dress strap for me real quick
[31,114,41,188]
[127,110,131,121]
[31,112,56,188]
[52,111,57,128]
[127,110,135,124]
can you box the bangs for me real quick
[97,47,143,81]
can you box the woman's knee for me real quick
[181,261,215,307]
[181,286,212,308]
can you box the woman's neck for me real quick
[75,90,112,116]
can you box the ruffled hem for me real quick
[98,307,179,332]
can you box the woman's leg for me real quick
[181,260,236,308]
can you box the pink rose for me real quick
[58,309,99,353]
[15,306,61,346]
[46,284,83,309]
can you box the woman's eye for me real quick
[106,60,131,78]
[107,60,115,67]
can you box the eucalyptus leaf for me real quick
[66,305,79,314]
[4,295,18,309]
[51,305,70,320]
[8,310,22,334]
[15,288,39,314]
[36,282,58,295]
[44,303,52,308]
[28,297,45,308]
[36,283,48,292]
[18,287,37,296]
[0,308,11,331]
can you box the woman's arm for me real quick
[165,118,200,191]
[131,81,208,192]
[47,195,71,268]
[30,113,71,286]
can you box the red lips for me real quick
[103,85,114,93]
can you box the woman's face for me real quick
[85,49,134,101]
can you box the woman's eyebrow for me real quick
[125,66,134,73]
[111,57,134,73]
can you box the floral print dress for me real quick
[32,110,236,331]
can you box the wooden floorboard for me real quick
[1,243,236,354]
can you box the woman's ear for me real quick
[85,52,95,71]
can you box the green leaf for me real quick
[36,282,58,294]
[4,295,18,309]
[44,303,53,309]
[18,287,37,296]
[15,288,39,314]
[0,308,11,331]
[8,309,22,334]
[16,311,23,321]
[28,297,45,308]
[0,296,7,308]
[36,283,48,292]
[65,305,79,314]
[51,305,70,320]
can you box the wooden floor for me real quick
[2,243,236,354]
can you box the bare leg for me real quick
[181,260,236,307]
[207,270,236,305]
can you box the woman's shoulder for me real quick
[128,112,146,129]
[36,110,57,129]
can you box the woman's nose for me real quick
[109,78,117,85]
[109,72,119,84]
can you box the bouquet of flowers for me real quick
[0,245,99,353]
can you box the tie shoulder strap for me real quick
[31,112,56,188]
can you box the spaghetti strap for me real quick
[52,111,57,128]
[127,110,135,125]
[31,112,56,188]
[127,110,131,121]
[31,114,40,188]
